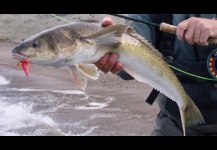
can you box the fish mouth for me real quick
[12,52,29,61]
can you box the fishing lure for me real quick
[17,60,30,78]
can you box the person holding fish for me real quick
[95,14,217,136]
[11,14,217,136]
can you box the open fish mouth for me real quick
[12,52,29,61]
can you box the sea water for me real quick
[0,75,120,136]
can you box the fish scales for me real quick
[11,22,205,136]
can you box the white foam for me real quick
[90,114,116,119]
[74,102,108,110]
[74,96,116,110]
[0,87,118,135]
[89,102,107,107]
[105,96,116,101]
[0,99,58,136]
[79,126,99,136]
[11,88,86,96]
[0,76,10,85]
[52,90,85,95]
[11,88,45,92]
[63,125,99,136]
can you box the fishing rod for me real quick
[108,14,160,27]
[109,14,217,81]
[108,14,176,33]
[108,14,217,105]
[109,14,217,45]
[49,14,217,81]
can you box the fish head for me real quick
[11,22,129,67]
[11,27,78,66]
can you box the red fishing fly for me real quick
[17,60,30,78]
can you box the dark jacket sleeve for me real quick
[117,14,157,80]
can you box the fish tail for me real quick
[179,97,205,136]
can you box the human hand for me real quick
[177,17,217,46]
[94,17,123,74]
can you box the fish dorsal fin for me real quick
[127,27,163,58]
[86,24,128,39]
[69,66,87,91]
[84,24,129,49]
[77,63,99,80]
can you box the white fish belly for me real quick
[119,55,186,108]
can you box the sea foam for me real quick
[0,76,10,85]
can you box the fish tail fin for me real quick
[179,97,205,136]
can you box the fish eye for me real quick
[31,41,39,48]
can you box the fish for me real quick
[11,22,205,136]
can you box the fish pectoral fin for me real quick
[77,63,99,80]
[69,66,87,91]
[84,24,129,48]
